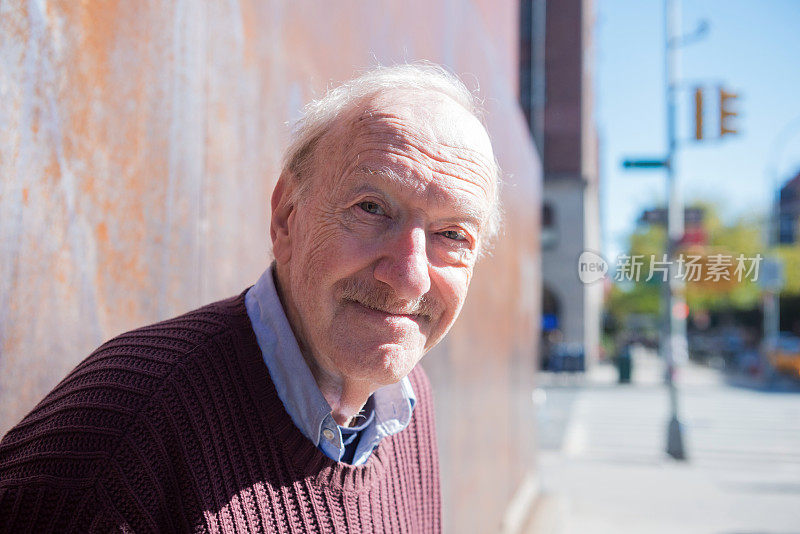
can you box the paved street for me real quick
[526,349,800,534]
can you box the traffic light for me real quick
[719,87,739,136]
[694,87,704,140]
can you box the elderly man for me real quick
[0,64,499,532]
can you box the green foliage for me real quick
[775,245,800,295]
[606,203,770,324]
[687,210,764,311]
[606,224,664,323]
[606,283,660,318]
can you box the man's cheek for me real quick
[441,269,471,303]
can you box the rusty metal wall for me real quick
[0,1,541,531]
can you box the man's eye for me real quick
[441,229,467,241]
[357,201,385,215]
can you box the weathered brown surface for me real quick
[0,1,540,531]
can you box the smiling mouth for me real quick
[345,299,429,323]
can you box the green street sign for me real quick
[622,159,668,169]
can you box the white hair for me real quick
[281,62,502,245]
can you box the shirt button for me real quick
[322,429,335,441]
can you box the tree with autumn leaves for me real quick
[605,202,799,335]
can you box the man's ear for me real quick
[270,172,296,264]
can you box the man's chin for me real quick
[335,344,423,385]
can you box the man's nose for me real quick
[373,225,432,300]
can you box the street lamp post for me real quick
[622,0,702,460]
[663,0,687,461]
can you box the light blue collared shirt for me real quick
[245,265,416,465]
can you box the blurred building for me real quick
[523,0,601,367]
[0,1,543,532]
[778,170,800,244]
[638,206,708,246]
[519,0,547,159]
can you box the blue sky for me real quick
[596,0,800,260]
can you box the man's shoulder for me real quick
[107,288,253,353]
[0,289,256,484]
[68,288,255,400]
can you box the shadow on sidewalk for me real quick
[723,368,800,394]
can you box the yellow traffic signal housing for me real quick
[719,87,739,136]
[694,87,704,140]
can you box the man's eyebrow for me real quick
[435,205,485,231]
[353,164,411,186]
[352,165,487,228]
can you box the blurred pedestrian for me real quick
[617,337,633,384]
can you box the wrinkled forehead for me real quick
[365,89,495,157]
[326,89,498,189]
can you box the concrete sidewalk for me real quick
[525,350,800,534]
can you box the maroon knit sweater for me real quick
[0,291,441,533]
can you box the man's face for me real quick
[273,90,497,389]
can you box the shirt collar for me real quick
[244,264,416,452]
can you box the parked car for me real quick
[762,333,800,379]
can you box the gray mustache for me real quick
[338,278,440,321]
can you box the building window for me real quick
[518,0,546,156]
[542,202,557,249]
